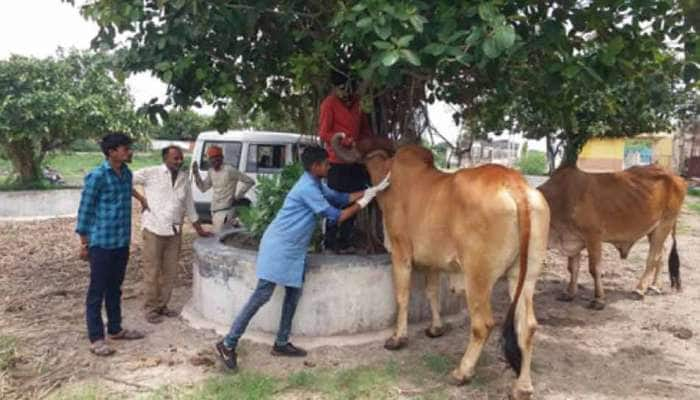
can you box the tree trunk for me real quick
[3,139,42,183]
[561,132,588,167]
[546,133,556,175]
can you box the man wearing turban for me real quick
[192,145,255,232]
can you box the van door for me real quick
[191,140,243,222]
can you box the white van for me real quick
[190,130,318,222]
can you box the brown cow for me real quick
[333,134,550,400]
[538,165,686,309]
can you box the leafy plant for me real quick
[238,163,322,250]
[517,150,548,176]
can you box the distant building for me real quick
[577,134,676,173]
[445,138,521,168]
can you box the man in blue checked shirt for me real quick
[76,133,147,356]
[215,146,390,370]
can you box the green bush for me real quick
[238,163,322,250]
[516,150,547,175]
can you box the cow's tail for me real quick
[502,182,531,376]
[669,222,681,291]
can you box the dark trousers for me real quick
[85,247,129,342]
[223,279,302,349]
[324,162,369,251]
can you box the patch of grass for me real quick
[151,361,404,400]
[287,370,318,389]
[173,371,279,400]
[421,353,453,376]
[688,187,700,197]
[46,151,166,185]
[0,336,17,371]
[327,363,398,400]
[0,151,179,189]
[688,201,700,215]
[0,178,56,191]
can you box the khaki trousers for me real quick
[141,229,182,313]
[211,208,236,233]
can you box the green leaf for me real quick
[162,70,173,83]
[357,17,373,29]
[482,38,501,59]
[608,36,625,56]
[423,43,446,56]
[373,41,393,50]
[409,15,426,33]
[493,25,516,51]
[396,35,414,47]
[381,51,401,67]
[562,64,580,78]
[155,62,170,72]
[374,24,391,40]
[465,27,483,46]
[478,3,498,23]
[580,63,605,83]
[401,49,421,66]
[351,4,366,12]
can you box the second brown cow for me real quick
[538,164,686,309]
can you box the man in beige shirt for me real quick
[192,145,255,233]
[133,146,212,324]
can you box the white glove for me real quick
[356,190,376,208]
[363,173,391,198]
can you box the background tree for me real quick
[151,109,212,140]
[0,50,146,184]
[69,0,696,166]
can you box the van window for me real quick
[199,141,243,171]
[292,143,311,163]
[246,144,286,173]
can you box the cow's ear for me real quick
[384,158,393,174]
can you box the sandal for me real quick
[159,307,179,318]
[109,329,145,340]
[90,340,116,356]
[146,311,164,324]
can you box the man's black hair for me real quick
[161,145,183,160]
[301,146,328,171]
[331,70,349,86]
[100,133,133,157]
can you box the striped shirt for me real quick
[75,160,133,249]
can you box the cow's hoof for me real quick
[383,336,408,351]
[632,289,646,300]
[587,299,606,310]
[448,369,470,386]
[647,286,663,295]
[425,323,450,338]
[556,292,575,302]
[510,386,534,400]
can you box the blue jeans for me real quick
[85,247,129,342]
[224,279,302,349]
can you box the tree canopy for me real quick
[0,50,146,184]
[70,0,699,163]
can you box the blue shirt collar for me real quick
[303,171,324,186]
[100,160,130,176]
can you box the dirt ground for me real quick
[1,199,699,400]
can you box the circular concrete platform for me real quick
[181,232,465,347]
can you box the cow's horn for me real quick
[331,132,361,163]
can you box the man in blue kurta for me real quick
[215,146,390,369]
